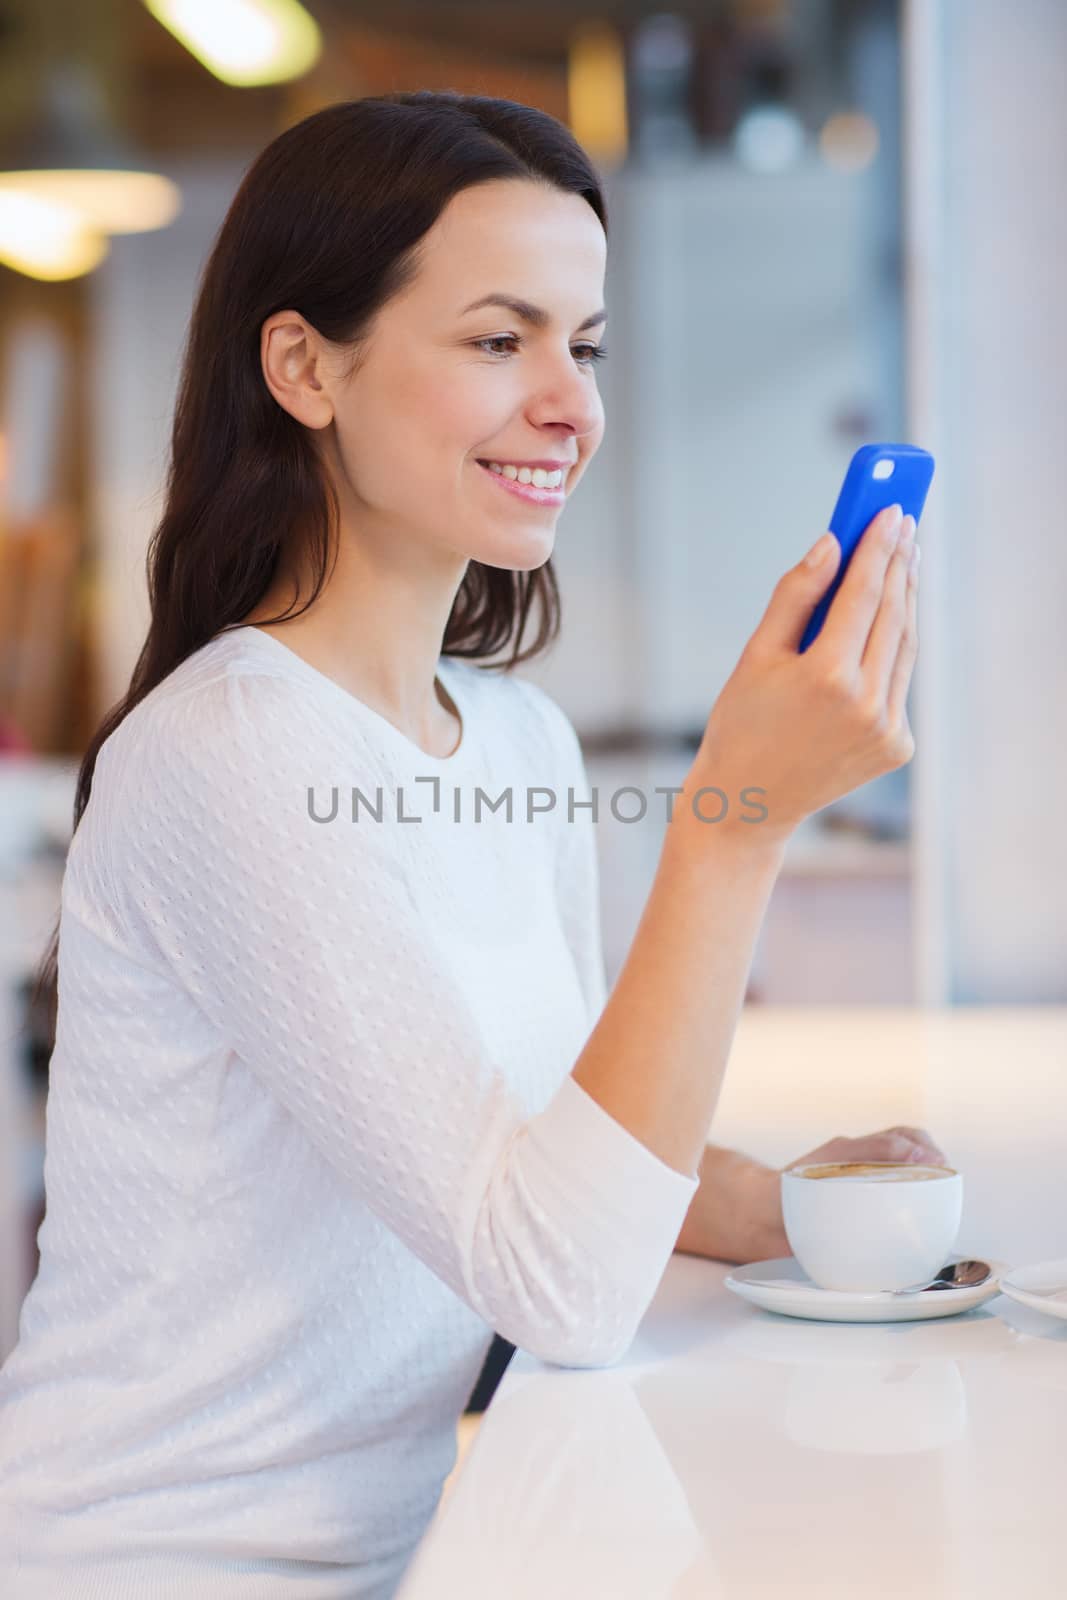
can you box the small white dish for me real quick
[724,1254,1006,1323]
[997,1258,1067,1323]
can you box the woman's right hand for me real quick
[675,502,920,849]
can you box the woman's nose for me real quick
[530,370,603,435]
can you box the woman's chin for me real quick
[469,528,557,571]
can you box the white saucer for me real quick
[997,1258,1067,1323]
[724,1255,1006,1323]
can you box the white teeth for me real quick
[485,462,564,489]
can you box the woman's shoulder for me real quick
[100,631,346,793]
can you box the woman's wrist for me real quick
[747,1162,791,1261]
[675,1146,790,1264]
[665,761,792,856]
[663,802,793,879]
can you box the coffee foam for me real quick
[790,1161,956,1182]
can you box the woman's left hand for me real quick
[783,1124,950,1174]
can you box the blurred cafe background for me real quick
[1,0,1065,1492]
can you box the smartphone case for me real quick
[798,442,936,654]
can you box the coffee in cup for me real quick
[781,1161,963,1293]
[795,1161,952,1182]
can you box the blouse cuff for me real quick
[520,1074,701,1295]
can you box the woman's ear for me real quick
[260,312,334,429]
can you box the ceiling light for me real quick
[143,0,322,88]
[0,189,109,281]
[0,64,181,248]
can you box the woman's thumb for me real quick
[803,531,839,572]
[755,533,840,654]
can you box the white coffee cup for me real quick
[780,1161,964,1292]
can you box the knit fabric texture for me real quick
[0,625,698,1596]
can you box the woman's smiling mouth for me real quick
[475,459,570,505]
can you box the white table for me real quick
[398,1006,1067,1600]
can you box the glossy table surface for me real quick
[398,1006,1067,1600]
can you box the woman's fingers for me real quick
[787,1126,950,1169]
[885,1125,949,1163]
[886,535,920,729]
[809,503,904,673]
[861,514,914,704]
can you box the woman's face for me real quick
[321,177,608,574]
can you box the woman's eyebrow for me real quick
[458,294,607,332]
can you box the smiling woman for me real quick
[33,88,613,1000]
[0,76,939,1600]
[0,91,657,1600]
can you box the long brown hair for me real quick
[31,89,608,1015]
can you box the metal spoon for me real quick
[749,1259,994,1295]
[894,1259,992,1296]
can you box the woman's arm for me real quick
[673,1121,952,1265]
[543,702,788,1267]
[672,1144,787,1264]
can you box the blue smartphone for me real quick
[798,442,935,654]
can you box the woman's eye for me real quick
[473,335,608,366]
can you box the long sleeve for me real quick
[102,671,698,1370]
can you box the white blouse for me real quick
[0,625,698,1597]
